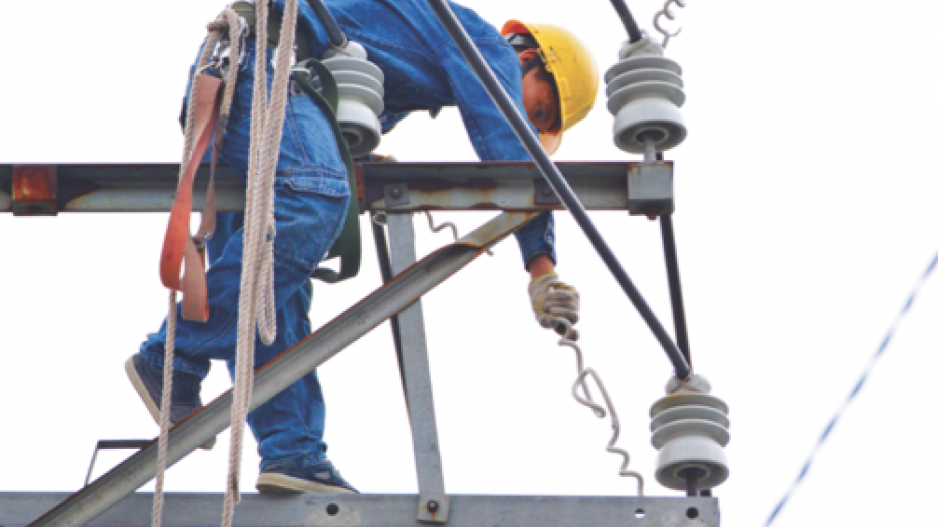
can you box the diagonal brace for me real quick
[29,212,544,527]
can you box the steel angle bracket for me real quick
[28,211,543,527]
[628,161,674,217]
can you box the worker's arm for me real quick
[439,38,580,335]
[439,39,557,266]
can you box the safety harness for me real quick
[162,1,362,322]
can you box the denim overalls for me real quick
[141,0,556,473]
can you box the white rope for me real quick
[151,23,223,527]
[223,1,299,526]
[151,6,254,527]
[555,318,645,496]
[151,292,177,527]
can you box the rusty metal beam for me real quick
[0,162,635,214]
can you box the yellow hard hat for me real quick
[502,20,599,154]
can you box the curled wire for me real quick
[425,211,493,255]
[556,318,645,496]
[653,0,687,48]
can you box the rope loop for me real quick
[152,2,300,527]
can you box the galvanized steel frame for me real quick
[386,212,450,522]
[3,492,719,526]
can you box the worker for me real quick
[126,0,598,495]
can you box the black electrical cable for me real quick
[660,214,691,367]
[309,0,347,48]
[370,215,409,400]
[657,153,692,368]
[609,0,644,43]
[426,0,691,380]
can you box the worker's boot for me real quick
[125,354,216,450]
[256,459,358,494]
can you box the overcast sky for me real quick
[2,1,937,526]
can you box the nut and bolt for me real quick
[427,500,440,514]
[390,186,403,199]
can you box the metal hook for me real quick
[653,0,687,48]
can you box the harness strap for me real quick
[160,74,223,322]
[292,59,362,283]
[169,2,362,290]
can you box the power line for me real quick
[765,248,938,526]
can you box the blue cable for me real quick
[765,249,938,527]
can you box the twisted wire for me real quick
[425,211,493,255]
[765,249,938,526]
[555,318,644,496]
[653,0,687,48]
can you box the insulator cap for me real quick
[649,375,730,491]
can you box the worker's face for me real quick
[518,49,560,133]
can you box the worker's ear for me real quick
[517,48,539,66]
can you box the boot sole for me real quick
[125,357,216,450]
[256,473,357,494]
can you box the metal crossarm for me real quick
[0,162,636,214]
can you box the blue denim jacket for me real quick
[277,0,556,268]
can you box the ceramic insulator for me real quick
[649,374,730,491]
[605,39,686,154]
[322,41,385,157]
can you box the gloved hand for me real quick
[528,271,580,340]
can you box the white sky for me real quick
[2,1,937,526]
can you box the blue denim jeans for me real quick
[140,40,349,470]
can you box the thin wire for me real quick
[653,0,687,48]
[425,211,493,255]
[764,249,938,526]
[556,317,644,496]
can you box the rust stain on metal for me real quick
[12,165,58,216]
[353,162,367,213]
[13,165,56,200]
[427,499,440,522]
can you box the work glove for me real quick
[529,271,580,341]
